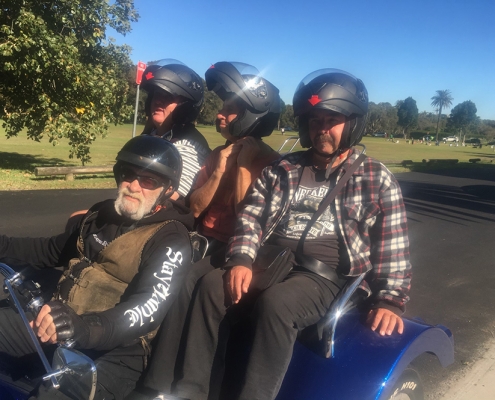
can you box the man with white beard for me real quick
[0,136,195,400]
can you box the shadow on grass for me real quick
[408,162,495,182]
[399,167,495,222]
[446,150,495,160]
[467,151,495,159]
[0,151,67,172]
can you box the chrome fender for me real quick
[276,309,454,400]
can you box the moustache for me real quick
[119,187,143,202]
[313,134,334,144]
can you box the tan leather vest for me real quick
[56,217,172,315]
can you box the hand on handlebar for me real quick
[32,304,58,343]
[33,301,90,345]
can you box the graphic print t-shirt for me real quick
[272,166,340,268]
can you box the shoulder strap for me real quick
[296,153,366,255]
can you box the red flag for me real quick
[136,61,147,85]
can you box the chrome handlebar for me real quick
[0,262,60,389]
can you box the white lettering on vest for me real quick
[124,247,183,328]
[92,234,109,247]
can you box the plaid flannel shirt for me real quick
[226,148,412,311]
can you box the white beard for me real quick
[114,186,163,220]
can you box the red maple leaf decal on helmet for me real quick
[145,72,154,80]
[308,95,321,106]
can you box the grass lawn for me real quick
[1,124,494,190]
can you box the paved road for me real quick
[396,171,495,396]
[0,189,115,237]
[1,171,494,397]
[440,338,495,400]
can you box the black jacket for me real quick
[0,199,194,351]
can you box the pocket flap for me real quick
[344,202,380,221]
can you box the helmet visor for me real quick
[206,62,270,102]
[225,62,260,79]
[152,59,186,67]
[296,68,358,92]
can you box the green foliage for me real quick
[280,99,287,116]
[417,111,442,133]
[0,0,139,165]
[366,103,383,134]
[365,102,398,134]
[479,119,495,142]
[397,97,419,136]
[279,104,297,130]
[446,101,478,138]
[198,85,223,125]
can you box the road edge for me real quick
[440,338,495,399]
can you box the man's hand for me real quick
[227,266,253,304]
[216,144,242,174]
[235,137,261,167]
[31,301,90,346]
[366,308,404,336]
[32,304,58,343]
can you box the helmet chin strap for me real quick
[147,185,174,216]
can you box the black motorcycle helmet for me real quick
[141,59,204,125]
[114,136,182,201]
[205,62,281,138]
[293,69,368,149]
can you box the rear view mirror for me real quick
[51,347,97,400]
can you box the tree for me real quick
[417,111,438,133]
[277,99,286,130]
[279,104,297,131]
[365,102,384,134]
[397,97,418,137]
[382,102,400,134]
[431,90,453,142]
[197,85,223,125]
[0,1,139,164]
[446,101,478,142]
[365,102,398,134]
[479,120,495,142]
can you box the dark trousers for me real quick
[141,249,226,395]
[0,306,146,400]
[174,268,342,400]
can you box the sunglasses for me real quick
[119,168,167,190]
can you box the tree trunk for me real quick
[435,105,443,143]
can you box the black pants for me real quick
[0,306,146,400]
[140,248,226,395]
[173,268,342,400]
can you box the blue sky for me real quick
[110,0,495,120]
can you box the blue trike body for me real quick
[277,309,454,399]
[0,262,454,400]
[0,310,454,400]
